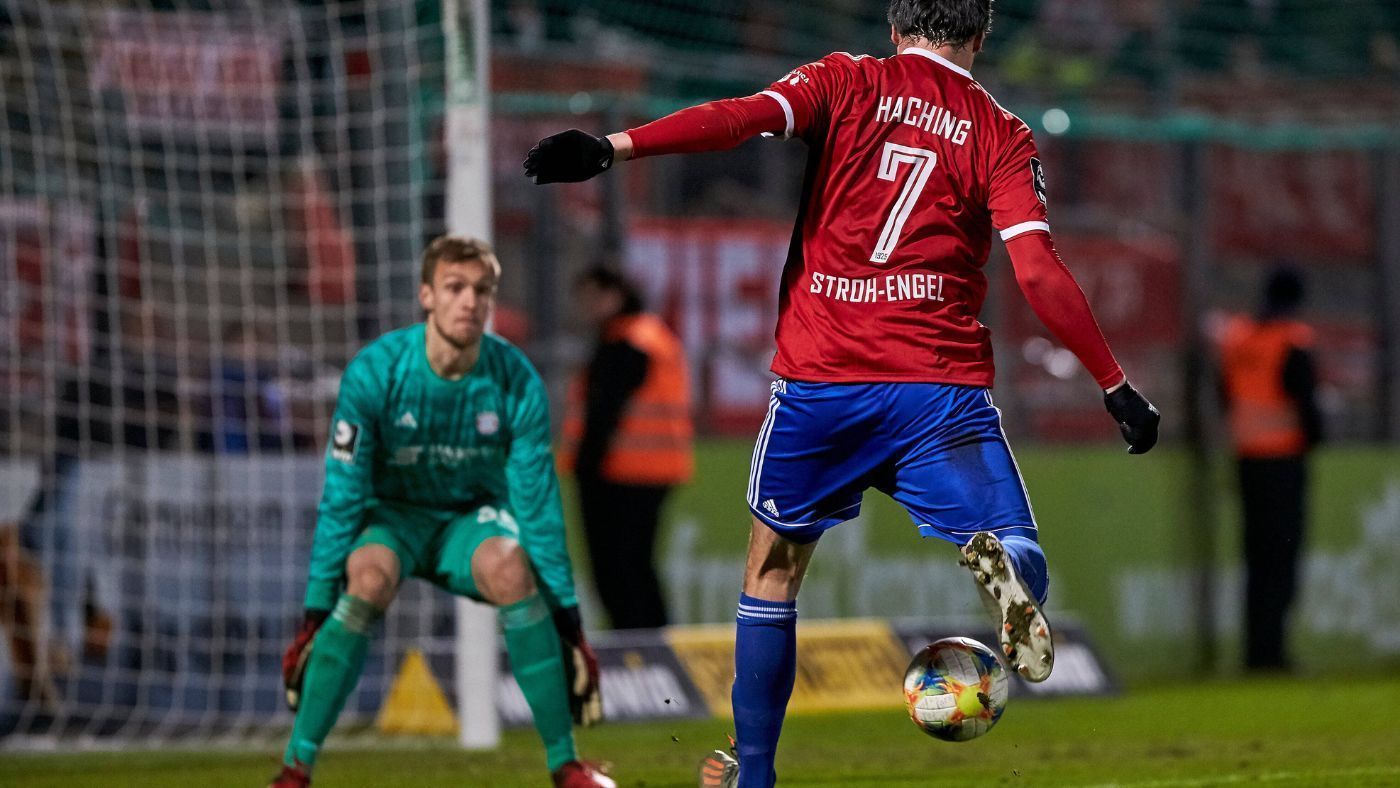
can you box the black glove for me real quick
[1104,381,1161,455]
[282,608,330,711]
[552,606,603,726]
[524,129,614,184]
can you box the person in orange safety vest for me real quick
[561,267,693,629]
[1217,266,1322,672]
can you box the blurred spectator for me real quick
[12,302,176,701]
[560,267,693,630]
[1216,266,1322,672]
[1179,0,1269,73]
[1182,0,1400,77]
[492,302,533,347]
[504,0,547,52]
[1,517,56,706]
[54,303,184,454]
[1264,0,1397,76]
[211,321,293,453]
[999,0,1159,90]
[1037,0,1131,60]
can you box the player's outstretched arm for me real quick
[524,94,787,184]
[1006,232,1160,453]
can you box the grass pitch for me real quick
[5,674,1398,787]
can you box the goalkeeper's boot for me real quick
[552,760,616,788]
[960,531,1054,682]
[698,749,738,788]
[266,764,311,788]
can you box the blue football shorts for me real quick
[746,379,1038,545]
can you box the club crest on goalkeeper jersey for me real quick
[759,47,1050,386]
[305,323,575,611]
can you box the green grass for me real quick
[6,675,1399,787]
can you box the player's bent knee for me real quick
[346,566,397,608]
[743,517,816,600]
[471,537,536,606]
[345,545,400,608]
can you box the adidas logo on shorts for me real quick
[762,499,780,518]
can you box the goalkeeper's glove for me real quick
[282,608,329,711]
[552,606,603,727]
[1104,381,1161,455]
[524,129,614,184]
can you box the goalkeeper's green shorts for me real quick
[351,499,521,601]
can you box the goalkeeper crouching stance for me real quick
[270,236,613,788]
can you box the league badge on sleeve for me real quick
[1030,157,1047,206]
[781,67,813,87]
[330,419,360,463]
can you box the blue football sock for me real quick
[1000,534,1049,605]
[732,593,798,788]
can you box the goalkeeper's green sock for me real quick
[500,593,577,771]
[284,594,379,770]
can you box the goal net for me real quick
[0,0,477,744]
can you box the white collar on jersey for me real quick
[900,46,974,79]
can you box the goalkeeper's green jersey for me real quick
[304,323,577,611]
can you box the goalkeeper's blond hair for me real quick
[421,235,500,284]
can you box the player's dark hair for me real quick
[421,234,498,284]
[887,0,993,49]
[576,265,643,314]
[1263,265,1305,317]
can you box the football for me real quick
[903,636,1009,742]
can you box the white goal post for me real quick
[443,0,502,751]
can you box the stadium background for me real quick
[2,0,1399,768]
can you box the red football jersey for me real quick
[759,48,1050,385]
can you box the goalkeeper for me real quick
[270,236,613,788]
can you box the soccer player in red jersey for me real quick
[527,2,1159,785]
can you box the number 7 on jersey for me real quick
[870,142,937,263]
